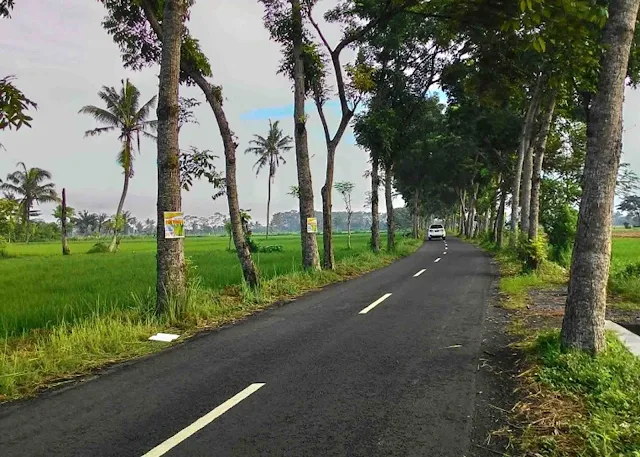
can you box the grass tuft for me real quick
[513,331,640,457]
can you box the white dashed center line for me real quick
[359,293,392,314]
[141,383,266,457]
[434,258,441,263]
[413,269,426,277]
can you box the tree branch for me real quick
[314,95,332,146]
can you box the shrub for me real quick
[246,236,260,253]
[87,242,111,254]
[0,235,8,258]
[613,261,640,280]
[259,245,284,253]
[544,204,578,265]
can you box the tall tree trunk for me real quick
[496,181,507,247]
[292,0,320,270]
[266,174,271,240]
[412,191,420,238]
[510,78,542,246]
[321,143,337,269]
[61,188,70,255]
[140,0,259,287]
[347,211,352,249]
[156,0,186,313]
[385,163,395,251]
[520,142,535,234]
[466,182,479,238]
[370,154,380,253]
[561,0,640,354]
[529,90,558,244]
[458,190,467,235]
[110,165,130,252]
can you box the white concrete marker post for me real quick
[149,333,180,342]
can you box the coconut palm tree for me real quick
[245,120,292,239]
[73,210,97,235]
[1,162,58,242]
[79,79,157,252]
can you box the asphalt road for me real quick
[0,237,495,457]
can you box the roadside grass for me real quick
[512,331,640,457]
[477,236,640,457]
[0,233,377,338]
[610,238,640,305]
[0,237,422,401]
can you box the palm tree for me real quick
[1,162,58,242]
[73,210,97,235]
[79,79,157,252]
[245,120,292,239]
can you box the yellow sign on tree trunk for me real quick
[307,217,318,234]
[164,211,184,239]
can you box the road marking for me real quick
[141,383,266,457]
[435,258,441,263]
[413,269,426,277]
[359,293,392,314]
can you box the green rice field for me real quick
[0,233,384,337]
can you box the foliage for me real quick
[99,0,212,86]
[0,76,37,133]
[0,162,57,225]
[287,185,300,199]
[87,241,111,254]
[618,195,640,225]
[543,204,578,266]
[79,79,157,179]
[259,245,284,253]
[179,146,225,199]
[0,235,7,258]
[245,119,292,179]
[0,0,15,18]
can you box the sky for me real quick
[1,0,639,224]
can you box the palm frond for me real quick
[0,182,21,194]
[79,105,121,127]
[135,95,157,124]
[142,131,158,142]
[84,126,117,138]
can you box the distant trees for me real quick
[618,195,640,226]
[1,162,57,242]
[79,79,157,252]
[334,182,355,249]
[245,120,292,239]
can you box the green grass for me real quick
[0,233,385,338]
[516,331,640,457]
[610,238,640,304]
[0,235,422,400]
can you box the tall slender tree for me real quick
[155,0,187,312]
[79,79,156,252]
[99,0,259,286]
[561,0,640,353]
[245,120,292,239]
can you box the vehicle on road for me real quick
[428,224,446,241]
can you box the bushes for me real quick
[87,242,111,254]
[544,204,578,267]
[259,245,283,253]
[0,235,8,258]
